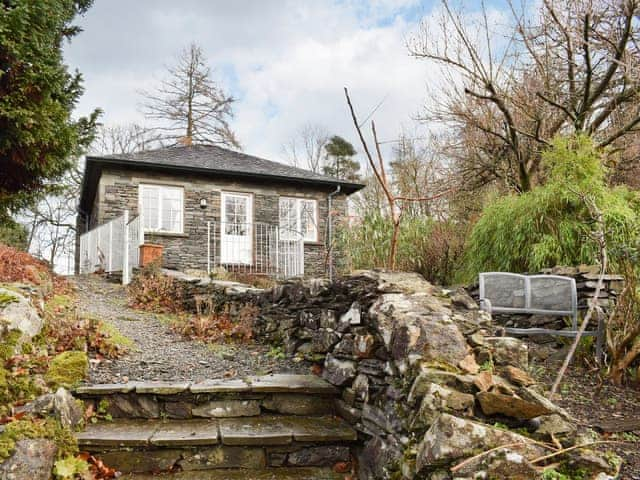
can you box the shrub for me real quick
[45,351,88,389]
[128,263,184,313]
[0,221,28,250]
[338,213,467,285]
[461,135,640,282]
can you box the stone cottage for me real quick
[76,145,364,277]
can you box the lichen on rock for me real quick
[45,351,89,389]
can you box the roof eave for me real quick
[83,156,366,195]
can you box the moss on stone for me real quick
[0,417,78,461]
[45,351,88,389]
[0,330,22,361]
[100,322,134,349]
[0,290,19,308]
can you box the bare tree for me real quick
[411,0,640,192]
[344,88,453,270]
[283,124,330,173]
[141,43,240,149]
[92,124,163,155]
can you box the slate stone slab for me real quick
[122,467,345,479]
[135,381,191,395]
[75,383,140,395]
[192,399,261,418]
[190,379,251,394]
[261,394,335,415]
[96,449,183,473]
[76,420,159,447]
[150,419,219,446]
[179,446,266,470]
[219,416,293,445]
[285,416,358,442]
[247,374,339,394]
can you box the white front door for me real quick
[220,192,252,265]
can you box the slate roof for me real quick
[79,145,364,212]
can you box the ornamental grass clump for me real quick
[461,135,640,282]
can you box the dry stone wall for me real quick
[175,270,619,480]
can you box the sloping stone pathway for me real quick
[74,275,309,383]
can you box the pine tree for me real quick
[0,0,100,219]
[323,136,360,182]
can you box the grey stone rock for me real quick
[408,368,477,402]
[192,400,260,418]
[97,449,182,473]
[287,446,350,467]
[416,414,545,471]
[353,334,376,358]
[299,311,318,330]
[54,387,83,428]
[415,383,474,427]
[164,401,193,419]
[339,302,361,327]
[352,374,369,402]
[332,335,355,358]
[0,287,43,349]
[369,293,469,373]
[179,446,266,470]
[535,413,576,437]
[319,309,337,329]
[484,337,529,369]
[453,448,542,479]
[358,435,403,480]
[106,393,161,418]
[0,439,56,480]
[262,394,334,415]
[323,355,357,386]
[311,328,340,353]
[450,288,478,310]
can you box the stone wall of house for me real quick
[170,270,617,479]
[88,166,348,276]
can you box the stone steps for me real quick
[122,467,345,479]
[75,374,340,420]
[73,375,358,475]
[76,416,356,474]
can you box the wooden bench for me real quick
[479,272,604,361]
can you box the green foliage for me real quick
[461,135,640,281]
[0,0,100,214]
[45,351,88,389]
[0,219,28,249]
[53,456,89,479]
[338,212,466,285]
[0,417,78,461]
[323,135,360,182]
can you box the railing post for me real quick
[122,210,130,286]
[207,221,211,276]
[108,221,113,272]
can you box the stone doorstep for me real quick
[76,416,357,449]
[76,374,339,397]
[121,467,346,480]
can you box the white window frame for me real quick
[279,197,318,242]
[138,184,184,234]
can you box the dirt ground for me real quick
[533,348,640,479]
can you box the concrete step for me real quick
[76,417,357,474]
[75,375,339,419]
[122,468,346,479]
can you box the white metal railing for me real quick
[208,221,304,278]
[79,210,144,284]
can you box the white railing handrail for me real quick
[78,210,144,284]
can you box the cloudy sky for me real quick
[63,0,499,164]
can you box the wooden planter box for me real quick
[139,243,163,267]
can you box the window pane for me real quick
[141,186,160,230]
[300,200,317,241]
[279,198,297,240]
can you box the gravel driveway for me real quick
[73,275,310,384]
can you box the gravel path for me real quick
[73,275,310,384]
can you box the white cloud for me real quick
[65,0,460,165]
